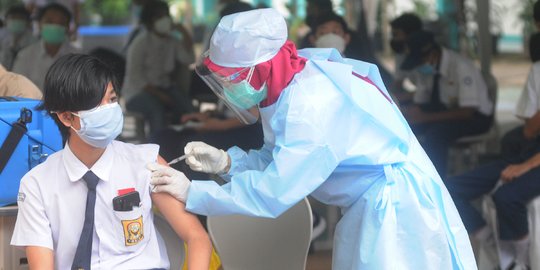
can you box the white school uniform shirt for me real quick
[12,40,79,91]
[410,47,493,116]
[516,61,540,119]
[11,141,169,270]
[0,30,37,70]
[122,29,195,103]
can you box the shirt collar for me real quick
[63,142,114,182]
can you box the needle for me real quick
[168,154,187,165]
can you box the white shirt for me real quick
[11,141,169,270]
[122,29,195,102]
[0,30,37,70]
[12,41,79,91]
[409,48,493,116]
[516,61,540,119]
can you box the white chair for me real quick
[477,195,540,270]
[154,212,186,270]
[207,198,313,270]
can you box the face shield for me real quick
[195,51,267,124]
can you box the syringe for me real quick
[168,154,187,165]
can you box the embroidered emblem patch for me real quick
[122,215,144,246]
[463,76,473,86]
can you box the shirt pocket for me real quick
[112,206,148,252]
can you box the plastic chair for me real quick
[154,212,186,270]
[477,193,540,270]
[207,198,313,270]
[450,73,499,175]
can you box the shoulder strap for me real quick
[0,121,27,173]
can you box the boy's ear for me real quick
[56,112,74,127]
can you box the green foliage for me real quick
[83,0,132,25]
[518,0,536,35]
[412,0,430,19]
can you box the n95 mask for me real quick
[71,102,124,148]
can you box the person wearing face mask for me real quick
[399,30,493,177]
[10,54,212,269]
[123,0,195,136]
[309,12,394,87]
[389,13,423,96]
[12,3,78,91]
[147,9,477,269]
[0,5,37,70]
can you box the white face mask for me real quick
[154,16,172,35]
[71,102,124,148]
[315,33,347,54]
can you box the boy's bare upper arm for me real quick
[26,246,54,270]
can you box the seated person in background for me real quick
[388,13,423,93]
[445,41,540,268]
[11,54,211,269]
[306,12,394,87]
[0,5,37,70]
[399,30,493,177]
[500,33,540,157]
[0,63,42,99]
[151,103,263,180]
[12,3,79,91]
[122,0,195,136]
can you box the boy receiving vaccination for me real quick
[11,53,211,269]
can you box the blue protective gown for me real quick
[186,49,477,269]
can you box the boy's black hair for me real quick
[140,0,169,27]
[37,3,72,24]
[530,32,540,62]
[390,13,423,35]
[311,12,349,34]
[37,54,118,142]
[534,1,540,23]
[5,4,31,21]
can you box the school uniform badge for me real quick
[122,215,144,246]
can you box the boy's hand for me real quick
[147,163,190,202]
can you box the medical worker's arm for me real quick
[151,156,212,270]
[26,246,54,270]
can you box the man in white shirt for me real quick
[389,13,423,93]
[12,3,79,91]
[122,0,195,135]
[400,30,494,177]
[0,5,37,70]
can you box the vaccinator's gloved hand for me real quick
[184,141,230,174]
[146,163,190,203]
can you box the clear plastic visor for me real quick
[195,51,260,124]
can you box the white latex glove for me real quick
[146,162,190,203]
[184,141,229,174]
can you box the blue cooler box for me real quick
[0,97,62,206]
